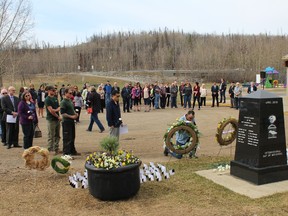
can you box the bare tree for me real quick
[0,0,33,86]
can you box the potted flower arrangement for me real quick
[85,136,141,201]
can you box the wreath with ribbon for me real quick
[51,156,71,174]
[215,117,238,146]
[22,146,50,171]
[163,120,200,155]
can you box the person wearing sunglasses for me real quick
[18,92,38,149]
[45,85,61,154]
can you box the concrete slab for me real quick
[195,169,288,199]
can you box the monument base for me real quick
[230,161,288,185]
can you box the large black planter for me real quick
[85,162,141,201]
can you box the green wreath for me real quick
[164,120,200,155]
[215,117,238,146]
[51,156,71,174]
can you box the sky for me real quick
[30,0,288,46]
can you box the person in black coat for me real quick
[0,89,8,146]
[106,90,122,140]
[86,87,105,133]
[228,82,235,108]
[211,82,219,107]
[219,78,227,103]
[112,82,120,92]
[1,86,21,149]
[29,84,38,103]
[121,83,131,113]
[247,82,257,94]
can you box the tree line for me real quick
[2,30,288,84]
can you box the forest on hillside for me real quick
[2,30,288,83]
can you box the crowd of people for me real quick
[0,79,257,158]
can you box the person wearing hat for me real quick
[45,85,61,154]
[60,88,80,156]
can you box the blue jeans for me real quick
[220,90,226,103]
[234,97,240,109]
[105,93,111,107]
[183,95,191,108]
[88,112,105,131]
[154,93,160,108]
[171,96,177,108]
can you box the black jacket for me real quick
[220,82,227,92]
[247,85,257,94]
[88,91,101,114]
[1,94,20,121]
[229,86,235,98]
[182,85,192,96]
[121,87,131,99]
[211,85,219,96]
[106,99,121,127]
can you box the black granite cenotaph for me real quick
[230,90,288,185]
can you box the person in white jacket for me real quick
[200,84,207,107]
[233,82,242,110]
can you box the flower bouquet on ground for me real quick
[85,136,141,201]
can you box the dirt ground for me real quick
[1,91,288,215]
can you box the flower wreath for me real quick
[163,120,200,155]
[51,156,71,174]
[215,117,238,146]
[22,146,50,171]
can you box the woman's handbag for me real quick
[87,107,93,114]
[34,124,42,138]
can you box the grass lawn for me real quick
[1,73,288,215]
[143,156,288,216]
